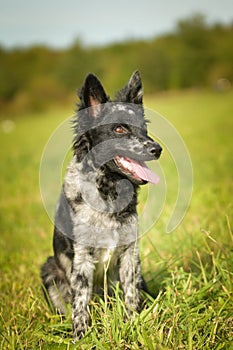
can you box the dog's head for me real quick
[74,71,162,185]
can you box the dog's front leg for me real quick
[71,245,95,342]
[119,243,143,315]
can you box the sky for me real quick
[0,0,233,48]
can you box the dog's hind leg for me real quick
[41,256,71,315]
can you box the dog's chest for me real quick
[72,203,138,248]
[64,157,138,247]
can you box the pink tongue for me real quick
[130,159,160,184]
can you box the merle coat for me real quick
[41,71,162,341]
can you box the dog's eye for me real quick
[114,125,128,134]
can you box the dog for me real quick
[41,70,162,341]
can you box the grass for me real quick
[0,89,233,349]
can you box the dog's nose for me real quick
[145,141,162,158]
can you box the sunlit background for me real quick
[1,1,233,348]
[0,0,232,115]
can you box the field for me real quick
[0,89,233,349]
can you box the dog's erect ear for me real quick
[80,73,108,118]
[116,70,143,104]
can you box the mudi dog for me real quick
[41,70,162,341]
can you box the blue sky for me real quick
[0,0,233,48]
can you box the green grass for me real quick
[0,89,233,349]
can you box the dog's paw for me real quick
[72,315,88,342]
[72,327,86,343]
[72,331,85,344]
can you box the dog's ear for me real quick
[79,73,108,118]
[116,70,143,104]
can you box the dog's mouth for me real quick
[114,156,160,184]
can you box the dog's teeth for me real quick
[118,157,132,171]
[120,157,129,165]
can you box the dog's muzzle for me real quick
[144,141,162,159]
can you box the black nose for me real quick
[146,141,162,158]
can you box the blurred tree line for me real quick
[0,14,232,116]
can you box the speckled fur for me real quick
[41,71,162,341]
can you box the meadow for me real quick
[0,89,232,349]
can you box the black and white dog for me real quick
[41,71,162,341]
